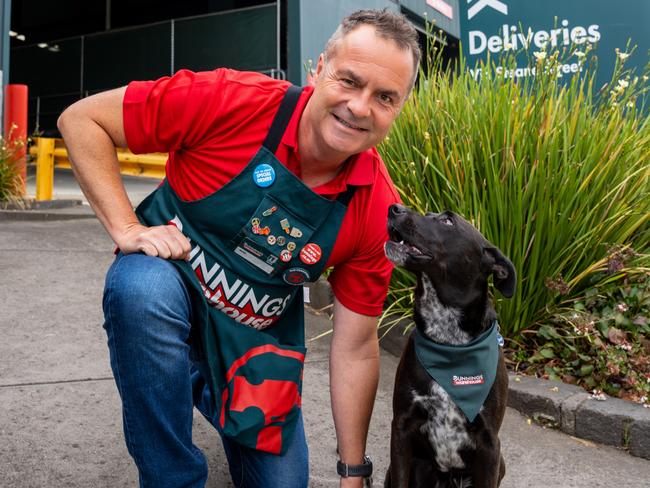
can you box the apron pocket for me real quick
[208,314,306,454]
[230,195,316,276]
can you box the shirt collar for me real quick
[280,85,377,195]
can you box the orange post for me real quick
[4,84,28,196]
[35,137,56,201]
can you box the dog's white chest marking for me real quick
[418,276,470,345]
[413,383,474,472]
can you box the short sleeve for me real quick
[123,69,228,154]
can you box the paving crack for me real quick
[0,376,114,388]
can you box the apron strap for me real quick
[263,84,357,209]
[263,85,303,153]
[336,185,357,207]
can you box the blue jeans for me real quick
[102,252,309,488]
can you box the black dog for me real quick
[383,204,516,488]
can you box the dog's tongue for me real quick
[400,240,422,255]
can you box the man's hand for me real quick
[117,223,192,260]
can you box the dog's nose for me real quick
[389,204,407,216]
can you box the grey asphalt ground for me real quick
[2,172,650,487]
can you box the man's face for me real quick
[307,25,415,160]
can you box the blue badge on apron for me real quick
[253,164,276,187]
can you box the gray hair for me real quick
[323,9,421,90]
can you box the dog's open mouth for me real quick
[384,225,428,265]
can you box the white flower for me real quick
[533,51,547,61]
[618,79,630,89]
[574,51,585,58]
[643,75,649,82]
[591,390,607,401]
[618,51,630,60]
[616,303,629,312]
[627,101,635,108]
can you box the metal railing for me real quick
[14,3,283,135]
[31,137,166,200]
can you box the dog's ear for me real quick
[482,247,517,298]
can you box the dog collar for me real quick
[413,321,500,422]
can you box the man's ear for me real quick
[482,247,517,298]
[313,54,325,82]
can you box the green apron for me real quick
[413,321,501,422]
[134,86,355,454]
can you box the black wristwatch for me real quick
[337,455,373,478]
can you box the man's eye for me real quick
[379,94,393,104]
[341,78,355,86]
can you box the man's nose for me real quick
[346,92,371,119]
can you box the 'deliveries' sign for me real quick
[459,0,650,87]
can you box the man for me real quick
[58,9,420,488]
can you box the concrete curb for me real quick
[0,204,97,221]
[0,198,84,210]
[305,278,650,460]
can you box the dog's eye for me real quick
[440,216,453,226]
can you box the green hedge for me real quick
[380,44,650,338]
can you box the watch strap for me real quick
[337,455,373,477]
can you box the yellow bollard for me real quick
[35,137,56,201]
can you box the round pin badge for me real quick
[300,243,322,265]
[267,235,277,245]
[287,242,296,252]
[280,249,292,262]
[276,236,286,246]
[253,164,276,187]
[283,267,310,285]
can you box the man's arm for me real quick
[330,296,380,488]
[57,88,190,259]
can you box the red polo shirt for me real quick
[123,68,399,316]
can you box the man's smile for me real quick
[332,113,368,131]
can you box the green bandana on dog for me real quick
[413,322,500,422]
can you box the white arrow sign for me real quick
[467,0,508,20]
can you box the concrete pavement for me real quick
[2,216,650,487]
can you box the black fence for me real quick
[10,4,281,136]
